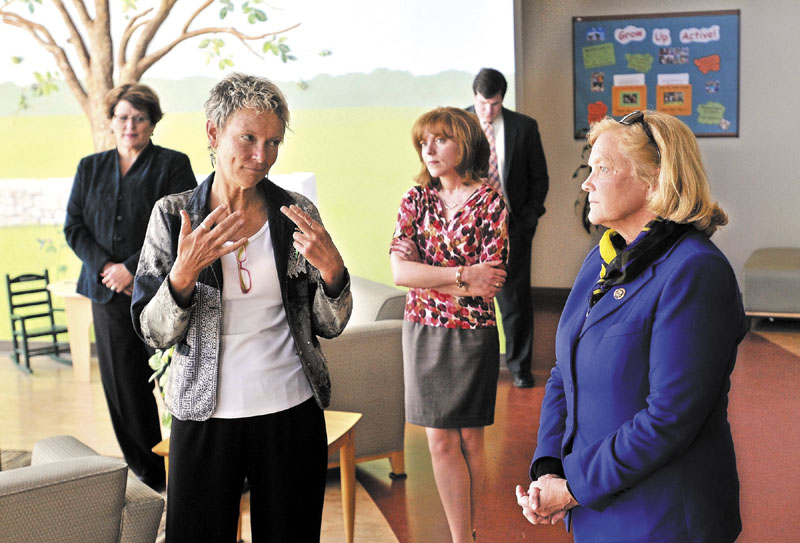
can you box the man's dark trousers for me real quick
[497,220,536,376]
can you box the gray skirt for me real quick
[402,321,499,429]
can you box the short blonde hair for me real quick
[411,107,489,187]
[587,110,727,236]
[204,72,290,133]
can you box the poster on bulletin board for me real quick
[572,10,739,138]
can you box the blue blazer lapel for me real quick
[576,230,690,338]
[579,264,655,339]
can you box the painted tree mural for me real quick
[0,0,299,150]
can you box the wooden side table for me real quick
[153,409,362,543]
[324,410,362,543]
[46,280,93,382]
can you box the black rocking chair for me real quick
[5,270,71,373]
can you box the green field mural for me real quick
[0,105,422,334]
[0,102,507,345]
[0,0,515,347]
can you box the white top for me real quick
[211,220,313,419]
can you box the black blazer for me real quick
[64,142,196,303]
[466,106,549,231]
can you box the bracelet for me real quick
[456,266,465,289]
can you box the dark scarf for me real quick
[589,219,694,307]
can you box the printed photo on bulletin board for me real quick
[572,10,739,138]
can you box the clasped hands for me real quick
[101,262,133,296]
[516,474,579,525]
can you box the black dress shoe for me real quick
[511,371,535,388]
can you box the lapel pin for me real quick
[613,287,626,300]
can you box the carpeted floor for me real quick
[0,451,399,543]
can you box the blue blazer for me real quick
[533,229,745,543]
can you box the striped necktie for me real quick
[483,121,503,196]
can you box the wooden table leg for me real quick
[340,428,356,543]
[237,496,243,542]
[61,296,92,383]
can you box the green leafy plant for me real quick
[14,65,59,111]
[242,0,268,24]
[262,36,295,62]
[148,346,174,428]
[572,143,594,234]
[36,236,69,279]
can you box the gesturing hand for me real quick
[168,204,246,303]
[280,204,346,294]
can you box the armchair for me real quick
[0,435,164,543]
[322,276,407,478]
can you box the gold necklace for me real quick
[440,186,475,210]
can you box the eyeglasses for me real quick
[235,242,252,294]
[618,110,661,164]
[113,114,150,125]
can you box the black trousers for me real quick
[496,222,536,374]
[91,293,165,487]
[166,397,328,543]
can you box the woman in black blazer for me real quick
[64,83,196,490]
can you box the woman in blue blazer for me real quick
[516,111,745,543]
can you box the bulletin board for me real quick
[572,10,739,138]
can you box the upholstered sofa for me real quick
[743,248,800,327]
[323,276,407,477]
[0,435,164,543]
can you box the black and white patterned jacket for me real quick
[131,173,352,421]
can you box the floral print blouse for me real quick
[391,182,508,329]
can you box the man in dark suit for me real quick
[467,68,548,388]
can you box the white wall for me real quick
[517,0,800,288]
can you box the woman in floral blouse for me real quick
[390,106,508,543]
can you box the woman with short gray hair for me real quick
[132,73,352,542]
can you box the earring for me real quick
[209,152,216,169]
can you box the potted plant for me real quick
[572,142,606,244]
[148,346,173,428]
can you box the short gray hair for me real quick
[204,72,290,132]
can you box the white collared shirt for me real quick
[490,111,506,190]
